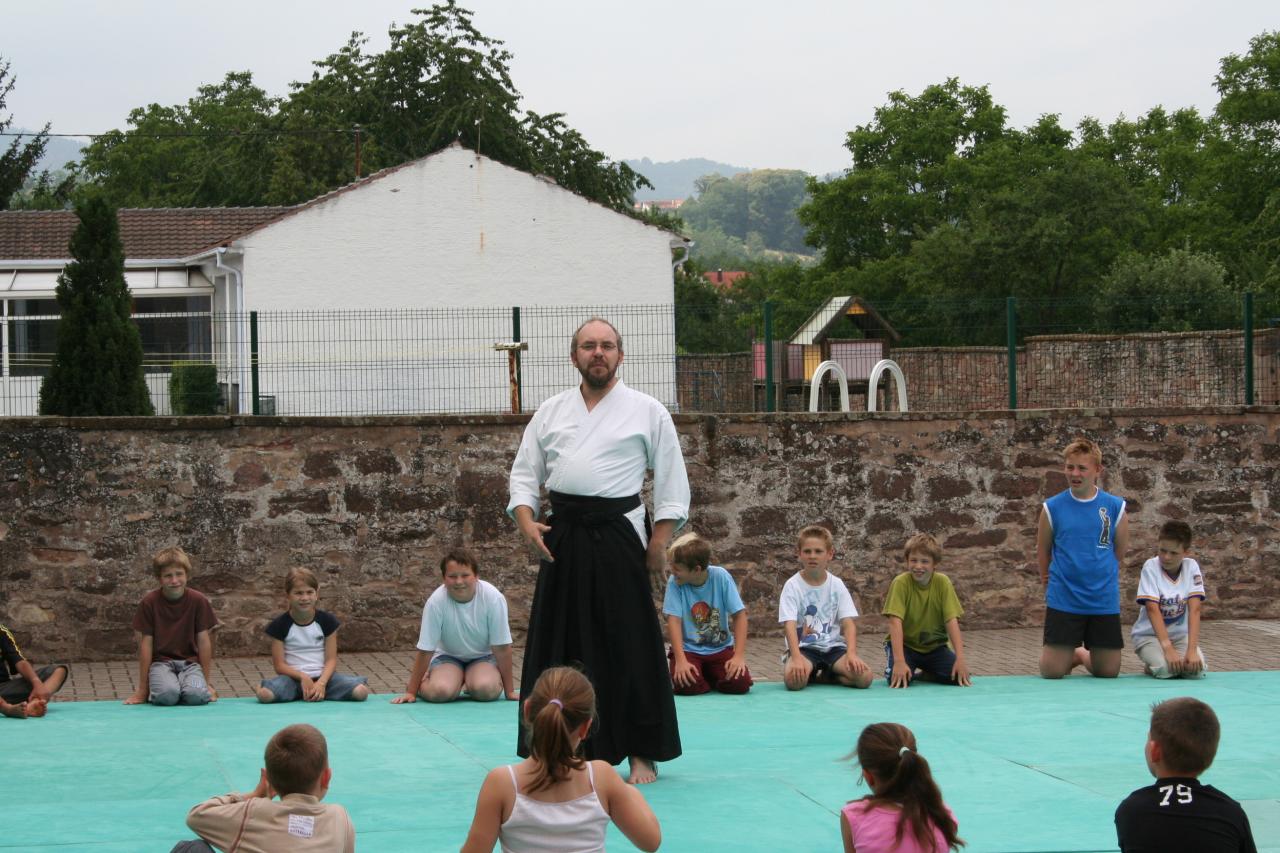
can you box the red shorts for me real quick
[667,646,753,695]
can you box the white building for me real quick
[0,144,685,415]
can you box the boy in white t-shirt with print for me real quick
[1132,520,1207,679]
[257,567,369,703]
[779,525,873,690]
[392,548,517,704]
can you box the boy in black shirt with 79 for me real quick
[1115,696,1256,852]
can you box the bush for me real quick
[169,361,220,415]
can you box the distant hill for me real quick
[10,129,87,172]
[625,157,749,201]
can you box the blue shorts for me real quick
[259,672,368,702]
[430,653,497,671]
[784,646,848,683]
[883,641,959,684]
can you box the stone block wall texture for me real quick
[2,408,1278,662]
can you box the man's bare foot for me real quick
[1072,648,1091,673]
[627,756,657,784]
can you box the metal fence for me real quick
[1,295,1274,417]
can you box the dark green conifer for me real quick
[39,196,154,416]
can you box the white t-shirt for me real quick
[417,579,513,659]
[1132,556,1205,643]
[264,611,340,678]
[778,571,859,652]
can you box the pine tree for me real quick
[39,196,154,416]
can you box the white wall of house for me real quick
[238,145,679,415]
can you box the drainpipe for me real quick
[672,240,692,274]
[214,248,245,413]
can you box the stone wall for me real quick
[2,408,1278,661]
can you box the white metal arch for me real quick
[867,359,908,412]
[808,360,851,412]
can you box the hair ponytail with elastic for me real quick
[852,722,964,851]
[523,667,596,793]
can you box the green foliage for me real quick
[673,262,754,353]
[679,170,813,266]
[1092,248,1239,332]
[77,3,648,212]
[39,196,155,416]
[0,56,51,210]
[169,361,220,415]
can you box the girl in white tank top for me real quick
[460,667,662,852]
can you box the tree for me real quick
[1092,248,1239,333]
[80,3,649,212]
[39,196,154,416]
[0,56,50,210]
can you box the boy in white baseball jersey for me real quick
[1132,520,1207,679]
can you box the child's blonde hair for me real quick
[523,667,596,793]
[152,546,192,578]
[666,531,711,570]
[285,566,319,594]
[903,533,942,565]
[797,524,834,551]
[1063,437,1103,466]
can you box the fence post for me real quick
[512,307,523,413]
[763,301,776,412]
[1006,297,1017,410]
[1244,292,1254,406]
[250,311,260,416]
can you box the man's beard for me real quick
[578,360,616,389]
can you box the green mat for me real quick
[11,672,1279,852]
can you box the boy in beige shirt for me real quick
[179,723,355,852]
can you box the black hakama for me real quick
[517,491,682,765]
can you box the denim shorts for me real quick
[429,652,497,670]
[259,672,368,702]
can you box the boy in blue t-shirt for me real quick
[662,532,752,695]
[1037,437,1130,679]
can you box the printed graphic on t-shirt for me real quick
[690,601,728,647]
[1157,593,1188,624]
[801,603,831,645]
[1097,506,1112,547]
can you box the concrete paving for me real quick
[50,618,1280,702]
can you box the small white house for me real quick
[0,144,685,415]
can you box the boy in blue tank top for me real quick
[1037,437,1129,678]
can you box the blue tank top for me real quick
[1044,488,1126,615]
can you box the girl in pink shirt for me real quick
[841,722,964,853]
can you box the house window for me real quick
[132,295,213,373]
[4,294,213,377]
[7,298,60,377]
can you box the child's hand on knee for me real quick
[784,655,812,688]
[671,659,698,688]
[889,661,912,688]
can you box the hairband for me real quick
[548,698,563,709]
[898,746,911,757]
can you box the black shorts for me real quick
[1043,607,1123,650]
[793,646,848,682]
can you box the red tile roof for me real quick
[702,269,749,291]
[0,207,293,262]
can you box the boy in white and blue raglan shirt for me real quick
[1132,519,1207,679]
[256,567,369,703]
[662,532,752,695]
[1037,437,1129,679]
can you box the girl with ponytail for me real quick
[462,667,662,852]
[841,722,964,853]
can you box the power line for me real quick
[1,129,356,140]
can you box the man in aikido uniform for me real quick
[508,317,689,784]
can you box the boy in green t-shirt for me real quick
[883,533,971,687]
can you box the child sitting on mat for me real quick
[1114,697,1255,851]
[179,723,355,853]
[0,623,68,715]
[883,534,971,687]
[256,567,370,703]
[663,531,752,695]
[1131,520,1207,679]
[461,667,661,853]
[841,722,964,853]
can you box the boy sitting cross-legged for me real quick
[179,723,355,853]
[883,533,971,688]
[1114,697,1256,852]
[124,546,218,706]
[0,623,68,716]
[256,567,370,704]
[662,532,752,695]
[779,525,873,690]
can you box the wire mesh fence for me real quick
[0,295,1273,416]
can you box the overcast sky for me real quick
[4,1,1276,176]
